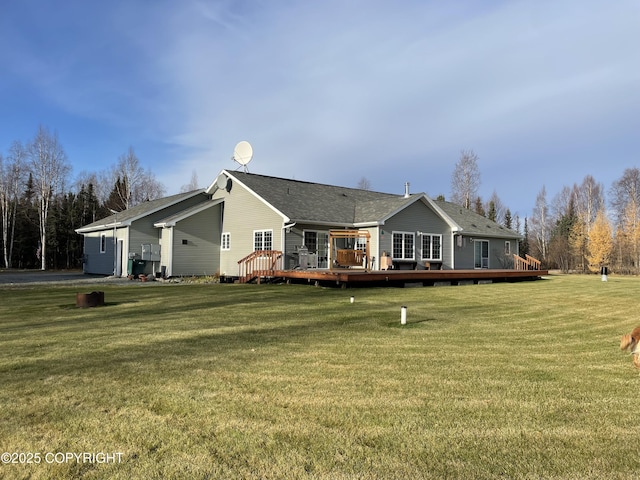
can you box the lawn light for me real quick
[350,296,355,304]
[401,306,407,325]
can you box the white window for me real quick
[504,241,511,255]
[421,234,442,261]
[254,230,273,251]
[100,234,107,253]
[392,232,414,260]
[221,232,230,250]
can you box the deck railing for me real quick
[237,250,283,283]
[513,254,541,270]
[525,254,541,270]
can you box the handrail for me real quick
[513,254,541,270]
[237,250,283,283]
[525,254,541,270]
[513,254,529,270]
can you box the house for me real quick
[75,189,213,277]
[76,170,523,279]
[207,171,521,277]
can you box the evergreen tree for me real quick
[548,195,577,271]
[487,201,497,222]
[104,176,127,212]
[520,218,530,258]
[504,209,513,230]
[14,174,39,268]
[474,197,485,217]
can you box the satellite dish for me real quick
[232,141,253,171]
[216,175,227,189]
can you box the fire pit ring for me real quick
[76,291,105,308]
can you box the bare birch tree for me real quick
[529,186,550,262]
[357,176,372,191]
[450,149,480,209]
[180,170,200,192]
[610,168,640,227]
[0,141,27,268]
[26,126,71,270]
[574,175,604,236]
[610,168,640,271]
[75,170,111,206]
[111,147,166,209]
[569,176,604,272]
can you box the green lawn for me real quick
[0,274,638,479]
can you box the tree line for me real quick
[0,131,636,273]
[448,149,640,274]
[0,125,177,270]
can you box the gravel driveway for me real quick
[0,270,128,285]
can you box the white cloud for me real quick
[2,0,639,216]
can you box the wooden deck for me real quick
[250,268,549,287]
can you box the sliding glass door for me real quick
[474,240,489,269]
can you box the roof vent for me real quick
[404,182,410,198]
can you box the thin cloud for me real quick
[0,0,638,217]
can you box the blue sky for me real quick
[1,0,638,219]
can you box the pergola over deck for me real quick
[329,230,370,270]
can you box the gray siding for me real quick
[127,195,207,274]
[454,237,517,269]
[171,205,221,276]
[380,200,453,269]
[212,182,285,276]
[284,224,305,270]
[82,231,115,274]
[80,194,208,276]
[283,224,380,270]
[454,236,474,269]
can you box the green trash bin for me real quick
[127,259,146,275]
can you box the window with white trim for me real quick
[221,232,230,250]
[392,232,414,260]
[504,241,511,255]
[100,234,107,253]
[421,234,442,261]
[254,230,273,251]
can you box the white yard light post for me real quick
[401,306,407,325]
[350,296,355,304]
[601,266,608,282]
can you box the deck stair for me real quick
[237,250,283,284]
[513,254,541,270]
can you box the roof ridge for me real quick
[228,170,400,197]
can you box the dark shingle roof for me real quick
[227,172,520,238]
[228,171,409,224]
[434,200,521,238]
[76,190,205,233]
